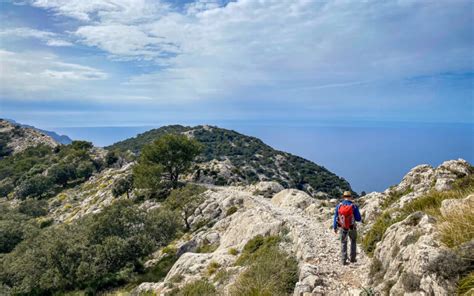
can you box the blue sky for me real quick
[0,0,473,128]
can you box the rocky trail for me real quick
[138,184,371,296]
[249,193,370,295]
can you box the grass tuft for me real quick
[362,175,474,256]
[438,200,474,248]
[235,235,280,266]
[169,279,216,296]
[230,235,297,296]
[458,272,474,295]
[226,206,238,216]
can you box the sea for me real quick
[52,122,474,193]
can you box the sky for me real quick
[0,0,473,128]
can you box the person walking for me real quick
[333,191,362,265]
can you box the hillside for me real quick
[0,119,59,157]
[107,125,352,197]
[0,120,472,295]
[4,119,72,145]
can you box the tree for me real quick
[105,151,119,167]
[48,163,75,187]
[132,162,164,198]
[0,135,12,158]
[70,141,93,151]
[139,134,202,189]
[111,175,133,198]
[165,184,206,231]
[16,175,53,199]
[76,161,95,180]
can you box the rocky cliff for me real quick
[0,119,59,156]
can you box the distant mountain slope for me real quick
[0,119,59,157]
[107,125,353,197]
[4,119,72,144]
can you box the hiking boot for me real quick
[341,260,348,266]
[350,258,357,263]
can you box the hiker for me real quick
[333,191,362,265]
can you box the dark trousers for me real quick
[340,228,357,263]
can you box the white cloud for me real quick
[0,27,73,46]
[0,50,107,98]
[15,0,474,103]
[31,0,171,23]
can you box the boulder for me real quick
[252,181,285,197]
[440,194,474,217]
[272,189,313,210]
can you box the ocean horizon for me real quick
[50,122,474,194]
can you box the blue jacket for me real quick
[333,200,362,230]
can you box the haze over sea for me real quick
[51,121,473,193]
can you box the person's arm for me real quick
[353,204,362,222]
[333,204,339,231]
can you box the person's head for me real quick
[343,191,353,200]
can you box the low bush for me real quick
[362,175,474,256]
[0,200,181,294]
[235,235,281,265]
[361,212,401,256]
[196,241,219,253]
[134,253,178,284]
[226,206,238,216]
[228,248,238,255]
[381,187,413,209]
[206,261,220,275]
[170,279,216,296]
[457,272,474,295]
[438,201,474,248]
[230,235,298,296]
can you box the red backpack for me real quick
[338,203,355,230]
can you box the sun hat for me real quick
[343,191,352,198]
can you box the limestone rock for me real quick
[369,212,468,295]
[0,119,58,155]
[440,194,474,217]
[272,189,313,210]
[250,181,285,197]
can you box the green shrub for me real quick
[362,212,400,256]
[18,199,48,217]
[134,253,178,284]
[230,237,298,296]
[362,175,474,256]
[381,187,413,209]
[206,261,220,275]
[196,241,219,253]
[235,235,281,266]
[0,201,181,294]
[438,199,474,248]
[165,184,206,231]
[228,248,238,255]
[170,279,216,296]
[226,206,238,216]
[457,272,474,295]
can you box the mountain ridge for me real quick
[4,119,73,145]
[107,124,354,198]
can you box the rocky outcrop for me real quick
[360,159,472,229]
[368,212,468,295]
[271,189,313,210]
[0,119,58,155]
[362,160,473,295]
[48,163,134,223]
